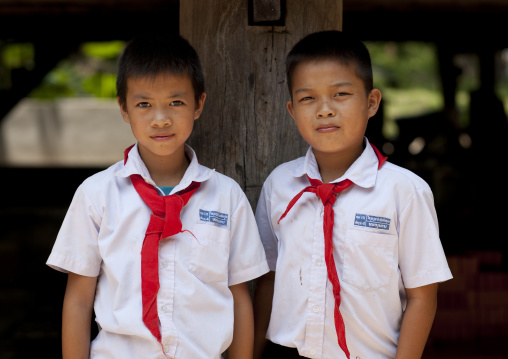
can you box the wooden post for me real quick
[180,0,342,208]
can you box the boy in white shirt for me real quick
[47,34,269,359]
[253,30,452,359]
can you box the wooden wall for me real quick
[180,0,342,208]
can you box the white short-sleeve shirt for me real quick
[47,144,269,359]
[255,138,452,359]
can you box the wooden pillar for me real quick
[180,0,342,208]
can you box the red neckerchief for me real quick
[278,144,387,359]
[124,144,201,343]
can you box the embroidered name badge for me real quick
[199,209,229,228]
[354,213,391,230]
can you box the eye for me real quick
[299,96,313,102]
[136,102,151,108]
[170,100,184,106]
[335,92,351,97]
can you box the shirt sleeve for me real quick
[227,189,270,286]
[255,180,279,272]
[46,184,102,277]
[398,186,453,288]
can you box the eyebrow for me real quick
[331,81,354,87]
[167,91,188,98]
[131,91,189,100]
[294,81,354,94]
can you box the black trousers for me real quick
[262,341,307,359]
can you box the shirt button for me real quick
[161,260,168,268]
[320,212,324,217]
[312,305,319,313]
[310,348,317,355]
[161,304,168,313]
[316,258,323,266]
[163,345,169,353]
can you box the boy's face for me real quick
[287,60,381,161]
[119,73,205,167]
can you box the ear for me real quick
[367,89,382,119]
[194,93,207,120]
[286,100,296,121]
[117,97,130,124]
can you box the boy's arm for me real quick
[253,271,275,359]
[395,282,438,359]
[62,272,97,359]
[228,282,254,359]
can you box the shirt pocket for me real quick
[188,223,230,282]
[342,228,397,291]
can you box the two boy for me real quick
[47,30,451,359]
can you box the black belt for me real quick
[262,341,307,359]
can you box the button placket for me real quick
[158,239,178,358]
[302,206,327,356]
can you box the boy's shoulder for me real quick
[204,167,246,196]
[207,167,242,187]
[72,160,127,206]
[200,167,254,210]
[378,160,432,193]
[265,155,306,183]
[80,159,125,190]
[259,155,308,199]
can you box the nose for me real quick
[151,106,172,127]
[316,100,335,118]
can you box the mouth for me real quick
[316,124,340,133]
[151,134,174,141]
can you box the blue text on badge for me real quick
[354,213,390,230]
[199,209,229,228]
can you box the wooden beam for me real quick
[0,0,178,15]
[0,1,179,42]
[180,0,342,208]
[344,0,508,12]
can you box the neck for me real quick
[313,144,364,184]
[139,146,190,187]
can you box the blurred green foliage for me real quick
[366,41,444,137]
[366,41,441,91]
[365,41,508,136]
[0,41,124,99]
[0,41,34,91]
[81,41,125,60]
[2,42,34,70]
[29,61,83,99]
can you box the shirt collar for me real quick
[115,143,215,193]
[286,137,380,189]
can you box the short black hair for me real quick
[286,30,373,98]
[116,34,205,108]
